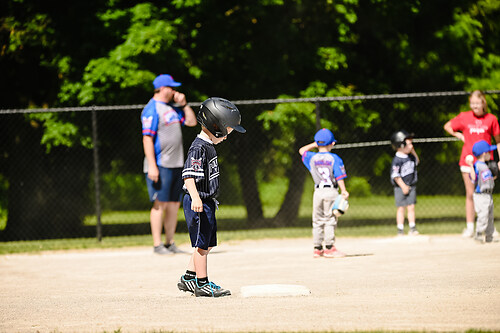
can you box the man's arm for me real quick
[143,135,159,182]
[174,91,197,127]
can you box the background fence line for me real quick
[2,90,499,114]
[1,90,499,241]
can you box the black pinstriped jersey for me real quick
[390,152,418,187]
[182,135,219,199]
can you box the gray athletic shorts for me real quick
[394,186,417,207]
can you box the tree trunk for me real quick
[234,134,264,226]
[272,139,307,227]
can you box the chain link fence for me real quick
[1,91,499,241]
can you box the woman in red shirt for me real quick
[444,90,500,238]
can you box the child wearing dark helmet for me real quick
[390,130,420,236]
[177,97,245,297]
[299,128,349,258]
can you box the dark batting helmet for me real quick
[390,130,414,150]
[197,97,246,138]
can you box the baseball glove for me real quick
[332,196,349,217]
[487,160,499,179]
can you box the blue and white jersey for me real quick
[390,152,418,186]
[302,152,347,187]
[473,161,495,194]
[141,99,185,172]
[182,135,220,199]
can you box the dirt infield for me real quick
[1,235,499,333]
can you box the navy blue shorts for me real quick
[183,194,217,250]
[145,167,183,203]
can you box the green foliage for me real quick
[98,160,150,211]
[347,176,372,197]
[26,113,92,152]
[317,47,348,71]
[2,0,500,239]
[1,12,54,54]
[373,152,392,177]
[257,97,318,172]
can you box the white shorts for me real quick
[460,165,471,173]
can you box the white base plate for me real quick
[240,284,311,297]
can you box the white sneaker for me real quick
[462,228,474,238]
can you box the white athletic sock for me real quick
[409,221,416,228]
[397,224,404,231]
[466,222,474,231]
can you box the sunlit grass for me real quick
[81,194,493,226]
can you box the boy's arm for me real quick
[299,142,317,156]
[184,178,203,212]
[393,177,410,195]
[466,159,476,182]
[337,179,349,199]
[411,148,420,165]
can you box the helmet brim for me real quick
[232,125,246,133]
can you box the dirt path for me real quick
[1,235,499,332]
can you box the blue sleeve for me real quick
[301,151,313,171]
[332,154,347,180]
[173,105,186,126]
[141,101,158,136]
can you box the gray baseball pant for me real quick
[312,187,339,247]
[473,193,495,237]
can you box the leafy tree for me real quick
[1,0,499,238]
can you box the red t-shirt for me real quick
[450,111,500,166]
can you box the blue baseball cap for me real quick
[314,128,336,146]
[153,74,181,89]
[472,140,497,157]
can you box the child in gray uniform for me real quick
[466,140,497,243]
[299,129,349,258]
[390,130,420,236]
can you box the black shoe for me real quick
[194,281,231,298]
[177,275,196,294]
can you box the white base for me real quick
[240,284,311,298]
[373,234,431,243]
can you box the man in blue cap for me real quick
[141,74,197,254]
[465,140,497,243]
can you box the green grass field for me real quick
[0,193,492,255]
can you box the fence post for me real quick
[315,101,321,131]
[91,107,102,242]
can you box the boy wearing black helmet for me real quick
[177,97,245,297]
[390,130,420,236]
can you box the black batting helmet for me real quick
[390,130,414,151]
[197,97,246,138]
